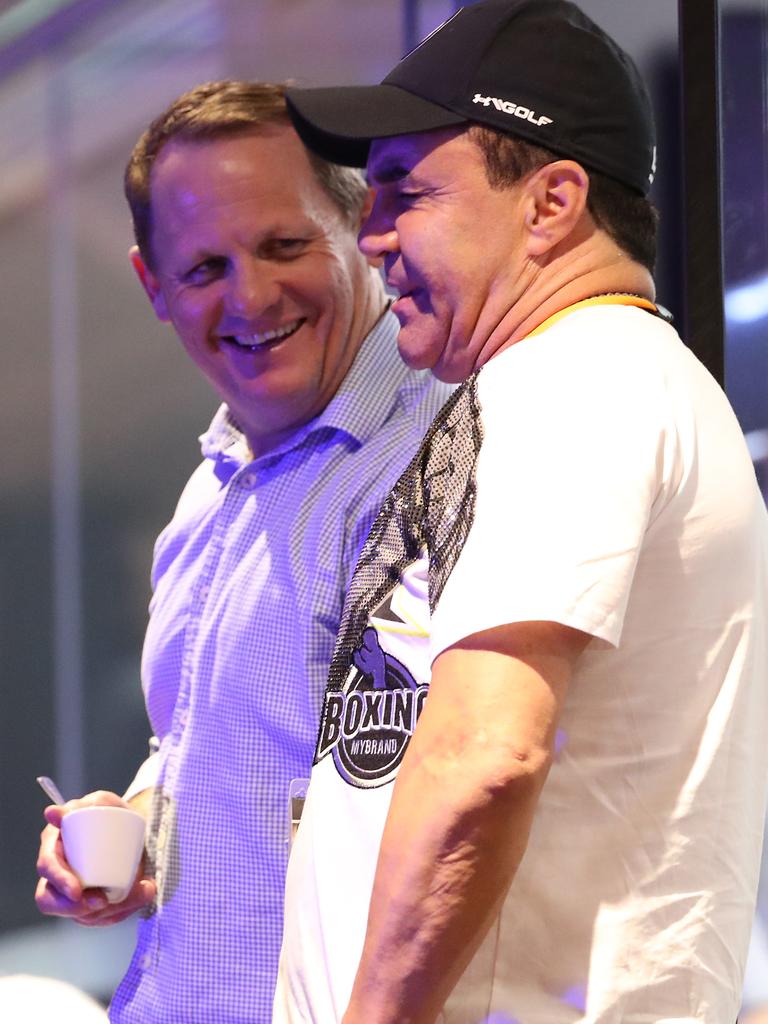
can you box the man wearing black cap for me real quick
[275,2,768,1021]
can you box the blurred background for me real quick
[0,0,766,1010]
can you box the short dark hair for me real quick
[468,125,658,274]
[125,80,369,268]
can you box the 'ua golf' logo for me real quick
[316,627,428,788]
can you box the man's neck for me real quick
[509,264,656,345]
[471,241,656,372]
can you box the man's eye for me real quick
[265,238,307,259]
[185,258,226,283]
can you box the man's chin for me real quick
[396,342,435,374]
[395,324,440,374]
[395,333,467,383]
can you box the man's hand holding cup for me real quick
[36,790,155,926]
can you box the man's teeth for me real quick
[231,319,303,348]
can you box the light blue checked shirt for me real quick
[109,311,451,1023]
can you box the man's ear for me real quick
[523,161,590,258]
[357,187,382,268]
[129,246,170,322]
[358,186,375,228]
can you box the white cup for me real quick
[60,806,146,904]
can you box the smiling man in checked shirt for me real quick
[34,80,450,1022]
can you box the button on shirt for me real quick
[109,311,451,1023]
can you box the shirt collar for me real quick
[198,307,407,466]
[199,405,250,465]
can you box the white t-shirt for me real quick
[276,304,768,1023]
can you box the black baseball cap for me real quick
[286,0,656,196]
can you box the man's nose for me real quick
[357,202,398,262]
[225,261,280,320]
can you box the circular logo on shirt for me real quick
[315,627,428,788]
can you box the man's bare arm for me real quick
[343,619,590,1024]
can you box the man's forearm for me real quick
[343,714,548,1024]
[343,621,586,1024]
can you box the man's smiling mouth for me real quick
[223,318,306,352]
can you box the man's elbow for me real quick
[435,729,554,813]
[483,737,553,805]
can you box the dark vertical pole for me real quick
[402,0,419,53]
[678,0,725,385]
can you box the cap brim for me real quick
[285,83,467,167]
